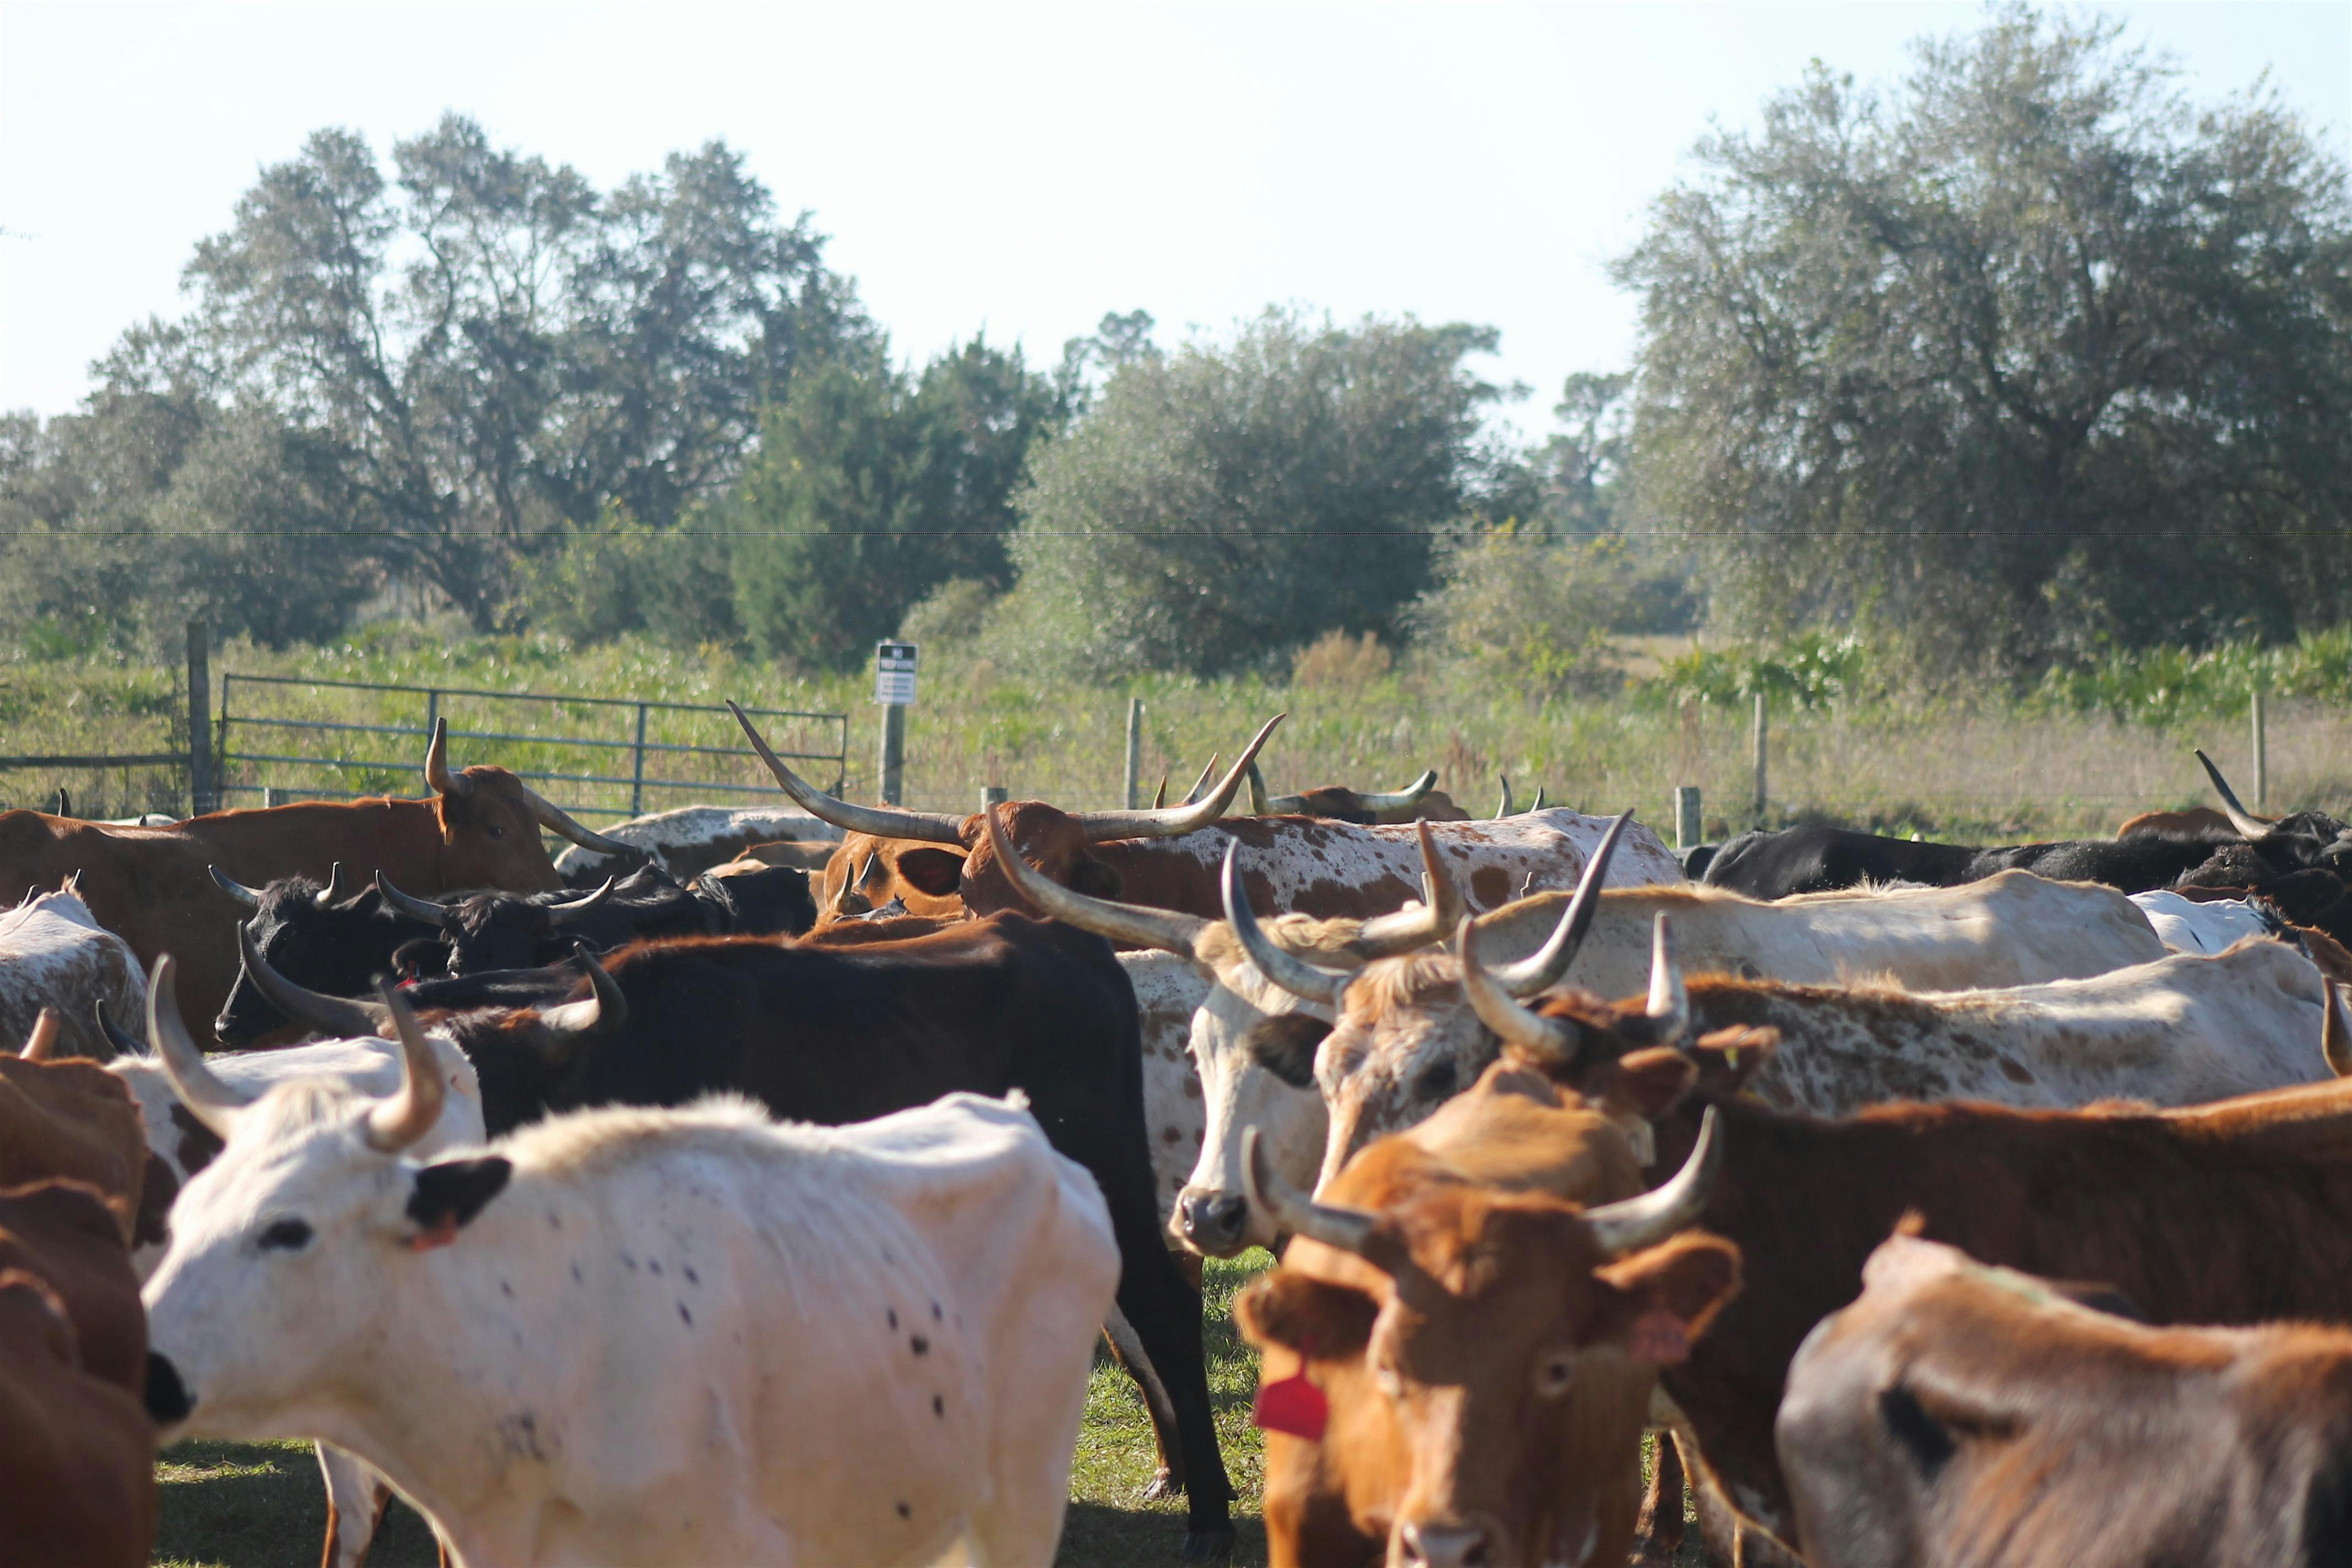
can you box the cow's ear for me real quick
[1067,857,1124,900]
[1603,1047,1699,1122]
[1244,1013,1333,1089]
[1687,1026,1776,1096]
[406,1157,512,1249]
[1235,1271,1376,1358]
[1584,1232,1741,1364]
[895,849,967,899]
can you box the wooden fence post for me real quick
[878,702,907,807]
[1675,786,1703,851]
[981,785,1008,814]
[1123,698,1144,810]
[186,620,214,816]
[2252,687,2268,812]
[1751,691,1769,825]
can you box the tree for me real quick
[726,336,1057,668]
[1007,309,1502,675]
[1616,7,2352,674]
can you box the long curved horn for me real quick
[374,875,455,928]
[538,947,626,1037]
[20,1009,59,1061]
[239,925,391,1038]
[1354,821,1466,957]
[730,701,966,845]
[208,865,263,910]
[1642,913,1690,1044]
[1222,842,1351,1005]
[1583,1106,1722,1258]
[2195,749,2272,839]
[982,803,1210,955]
[313,862,349,910]
[1245,758,1306,816]
[1483,810,1631,997]
[1242,1124,1380,1260]
[1494,775,1513,819]
[1076,716,1284,841]
[1184,754,1222,807]
[543,876,617,927]
[363,980,447,1153]
[424,717,473,799]
[1457,917,1578,1061]
[92,1002,143,1060]
[1354,769,1439,814]
[148,956,254,1140]
[1529,785,1548,812]
[521,790,634,855]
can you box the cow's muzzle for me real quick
[145,1350,194,1427]
[1174,1190,1250,1257]
[1397,1517,1500,1568]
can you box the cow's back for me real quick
[0,1271,155,1568]
[0,1058,149,1242]
[0,1180,145,1391]
[0,895,148,1060]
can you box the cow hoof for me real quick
[1137,1467,1182,1502]
[1180,1525,1237,1562]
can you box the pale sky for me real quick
[3,2,2346,439]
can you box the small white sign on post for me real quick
[874,641,918,707]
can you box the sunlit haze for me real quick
[4,1,2346,438]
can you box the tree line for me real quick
[4,6,2347,687]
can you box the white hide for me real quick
[552,804,843,880]
[112,1032,484,1568]
[1120,952,1210,1226]
[144,1090,1119,1568]
[2131,891,2277,956]
[0,887,145,1061]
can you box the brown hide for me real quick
[0,1054,148,1244]
[0,1268,156,1568]
[0,1181,145,1392]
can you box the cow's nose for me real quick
[1175,1191,1248,1253]
[145,1351,194,1425]
[1399,1521,1494,1568]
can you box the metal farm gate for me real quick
[215,674,848,823]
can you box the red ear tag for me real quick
[407,1215,459,1253]
[1253,1339,1329,1441]
[1626,1308,1691,1364]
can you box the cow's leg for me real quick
[1091,1149,1235,1560]
[1102,1305,1185,1499]
[1630,1430,1687,1566]
[315,1444,391,1568]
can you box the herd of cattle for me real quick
[3,706,2351,1567]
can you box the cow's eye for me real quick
[258,1218,313,1253]
[485,823,507,841]
[1415,1059,1457,1101]
[1534,1351,1575,1398]
[1374,1363,1404,1400]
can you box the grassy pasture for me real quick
[7,625,2349,839]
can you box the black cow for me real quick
[208,866,447,1048]
[1700,827,1982,898]
[378,862,814,975]
[243,916,1237,1559]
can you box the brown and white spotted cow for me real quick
[0,883,146,1064]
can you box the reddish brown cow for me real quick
[1235,1061,1739,1568]
[813,833,969,924]
[1455,928,2352,1553]
[0,1180,147,1392]
[0,1267,155,1568]
[1778,1224,2352,1568]
[2116,804,2246,839]
[1,1011,155,1246]
[735,706,1682,932]
[0,721,627,1039]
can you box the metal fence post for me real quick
[1675,786,1703,851]
[1123,698,1144,810]
[2252,687,2269,812]
[425,690,440,749]
[878,703,907,806]
[981,785,1008,814]
[186,621,214,815]
[630,703,650,817]
[1751,692,1769,824]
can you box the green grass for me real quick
[154,1256,1275,1568]
[9,623,2350,838]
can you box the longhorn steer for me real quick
[140,986,1120,1568]
[3,1012,155,1248]
[1235,1066,1738,1568]
[1778,1226,2352,1568]
[732,705,1684,930]
[549,802,842,886]
[0,884,147,1063]
[209,868,449,1048]
[379,862,814,976]
[0,721,627,1039]
[1243,761,1471,824]
[244,910,1242,1558]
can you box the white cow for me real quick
[0,882,145,1062]
[113,963,487,1568]
[2132,890,2278,955]
[141,972,1119,1568]
[552,804,842,884]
